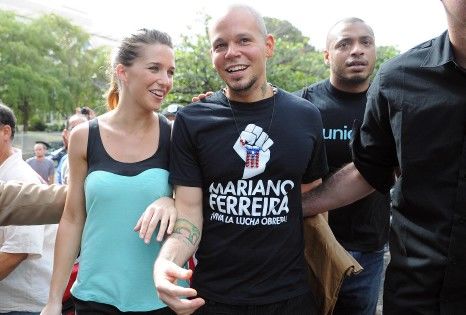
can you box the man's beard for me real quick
[226,75,258,94]
[341,74,370,85]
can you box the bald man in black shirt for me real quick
[297,18,389,315]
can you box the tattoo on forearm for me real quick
[173,218,200,246]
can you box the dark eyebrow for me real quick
[212,38,225,47]
[147,62,161,66]
[335,37,352,44]
[236,33,252,38]
[147,62,175,69]
[359,35,374,42]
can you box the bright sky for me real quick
[28,0,448,52]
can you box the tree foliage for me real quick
[166,25,223,104]
[374,45,399,76]
[0,11,109,130]
[264,17,314,50]
[1,10,399,119]
[267,39,328,92]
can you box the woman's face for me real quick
[123,43,175,111]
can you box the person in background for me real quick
[75,106,96,121]
[296,17,389,315]
[56,114,89,185]
[41,28,180,315]
[50,107,95,172]
[0,103,58,314]
[26,141,55,184]
[302,0,466,313]
[153,5,327,315]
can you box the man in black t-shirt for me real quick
[153,5,327,315]
[297,18,390,315]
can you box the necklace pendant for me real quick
[226,87,276,170]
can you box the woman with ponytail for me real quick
[42,29,179,315]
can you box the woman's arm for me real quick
[42,124,89,315]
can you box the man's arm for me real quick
[0,181,67,226]
[301,178,329,220]
[302,163,374,217]
[48,174,55,185]
[154,185,205,314]
[0,252,27,280]
[48,162,55,185]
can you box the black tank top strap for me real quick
[86,118,102,168]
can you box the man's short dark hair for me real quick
[0,103,16,140]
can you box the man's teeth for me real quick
[227,65,247,72]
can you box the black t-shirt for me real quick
[298,79,389,252]
[169,89,328,305]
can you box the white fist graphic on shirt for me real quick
[233,124,274,179]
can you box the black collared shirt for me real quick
[352,31,466,314]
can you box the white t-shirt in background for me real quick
[0,148,58,312]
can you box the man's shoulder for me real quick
[379,34,440,74]
[277,89,321,117]
[294,79,328,101]
[179,91,226,115]
[306,79,328,92]
[3,159,42,183]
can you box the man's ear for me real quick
[265,34,275,58]
[210,48,216,68]
[0,124,12,141]
[323,50,330,66]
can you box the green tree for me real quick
[167,27,223,104]
[0,11,48,131]
[0,11,109,130]
[267,39,328,92]
[265,17,327,91]
[374,45,399,77]
[264,17,314,50]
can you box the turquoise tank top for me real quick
[71,116,182,311]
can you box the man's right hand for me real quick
[191,91,213,103]
[154,258,205,315]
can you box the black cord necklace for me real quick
[223,84,277,168]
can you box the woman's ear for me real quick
[115,64,127,84]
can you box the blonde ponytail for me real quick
[106,78,119,110]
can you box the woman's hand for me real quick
[134,196,177,243]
